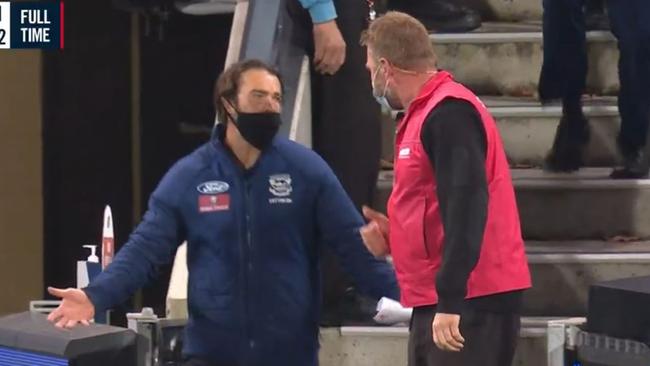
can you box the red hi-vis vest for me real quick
[387,71,532,308]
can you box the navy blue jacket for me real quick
[84,130,399,366]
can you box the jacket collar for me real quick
[397,71,453,132]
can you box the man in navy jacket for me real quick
[47,59,399,366]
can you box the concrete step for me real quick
[431,22,617,96]
[319,327,407,366]
[379,96,621,167]
[514,168,650,239]
[490,97,620,167]
[319,318,575,366]
[480,0,542,22]
[375,168,650,240]
[377,0,543,23]
[525,240,650,316]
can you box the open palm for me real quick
[47,287,95,329]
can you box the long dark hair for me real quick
[213,59,284,124]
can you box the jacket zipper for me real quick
[242,176,256,358]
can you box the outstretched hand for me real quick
[47,287,95,329]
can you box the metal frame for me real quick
[233,0,310,140]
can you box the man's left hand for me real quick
[360,221,389,257]
[432,313,465,352]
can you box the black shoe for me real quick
[544,115,590,172]
[389,0,482,33]
[610,150,649,179]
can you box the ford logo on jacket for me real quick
[197,181,230,194]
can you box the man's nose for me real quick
[265,97,281,112]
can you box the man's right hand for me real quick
[360,206,390,257]
[47,287,95,329]
[313,20,346,75]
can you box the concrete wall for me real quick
[0,51,43,315]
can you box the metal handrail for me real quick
[226,0,311,143]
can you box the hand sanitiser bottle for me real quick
[76,245,101,288]
[84,244,99,263]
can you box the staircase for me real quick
[319,3,650,365]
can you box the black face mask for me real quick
[227,107,282,150]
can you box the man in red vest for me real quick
[359,12,531,366]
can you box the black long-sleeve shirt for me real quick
[414,97,523,315]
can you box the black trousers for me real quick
[289,0,382,321]
[408,306,520,366]
[540,0,650,154]
[539,0,588,103]
[606,0,650,155]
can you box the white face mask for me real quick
[371,65,395,110]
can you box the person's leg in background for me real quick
[539,0,590,172]
[386,0,481,33]
[584,0,609,31]
[287,0,383,325]
[607,0,650,178]
[640,1,650,168]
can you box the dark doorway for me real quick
[42,0,133,303]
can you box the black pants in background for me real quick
[539,0,588,103]
[408,306,520,366]
[289,0,383,323]
[606,0,650,156]
[540,0,650,155]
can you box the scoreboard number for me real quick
[0,2,8,48]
